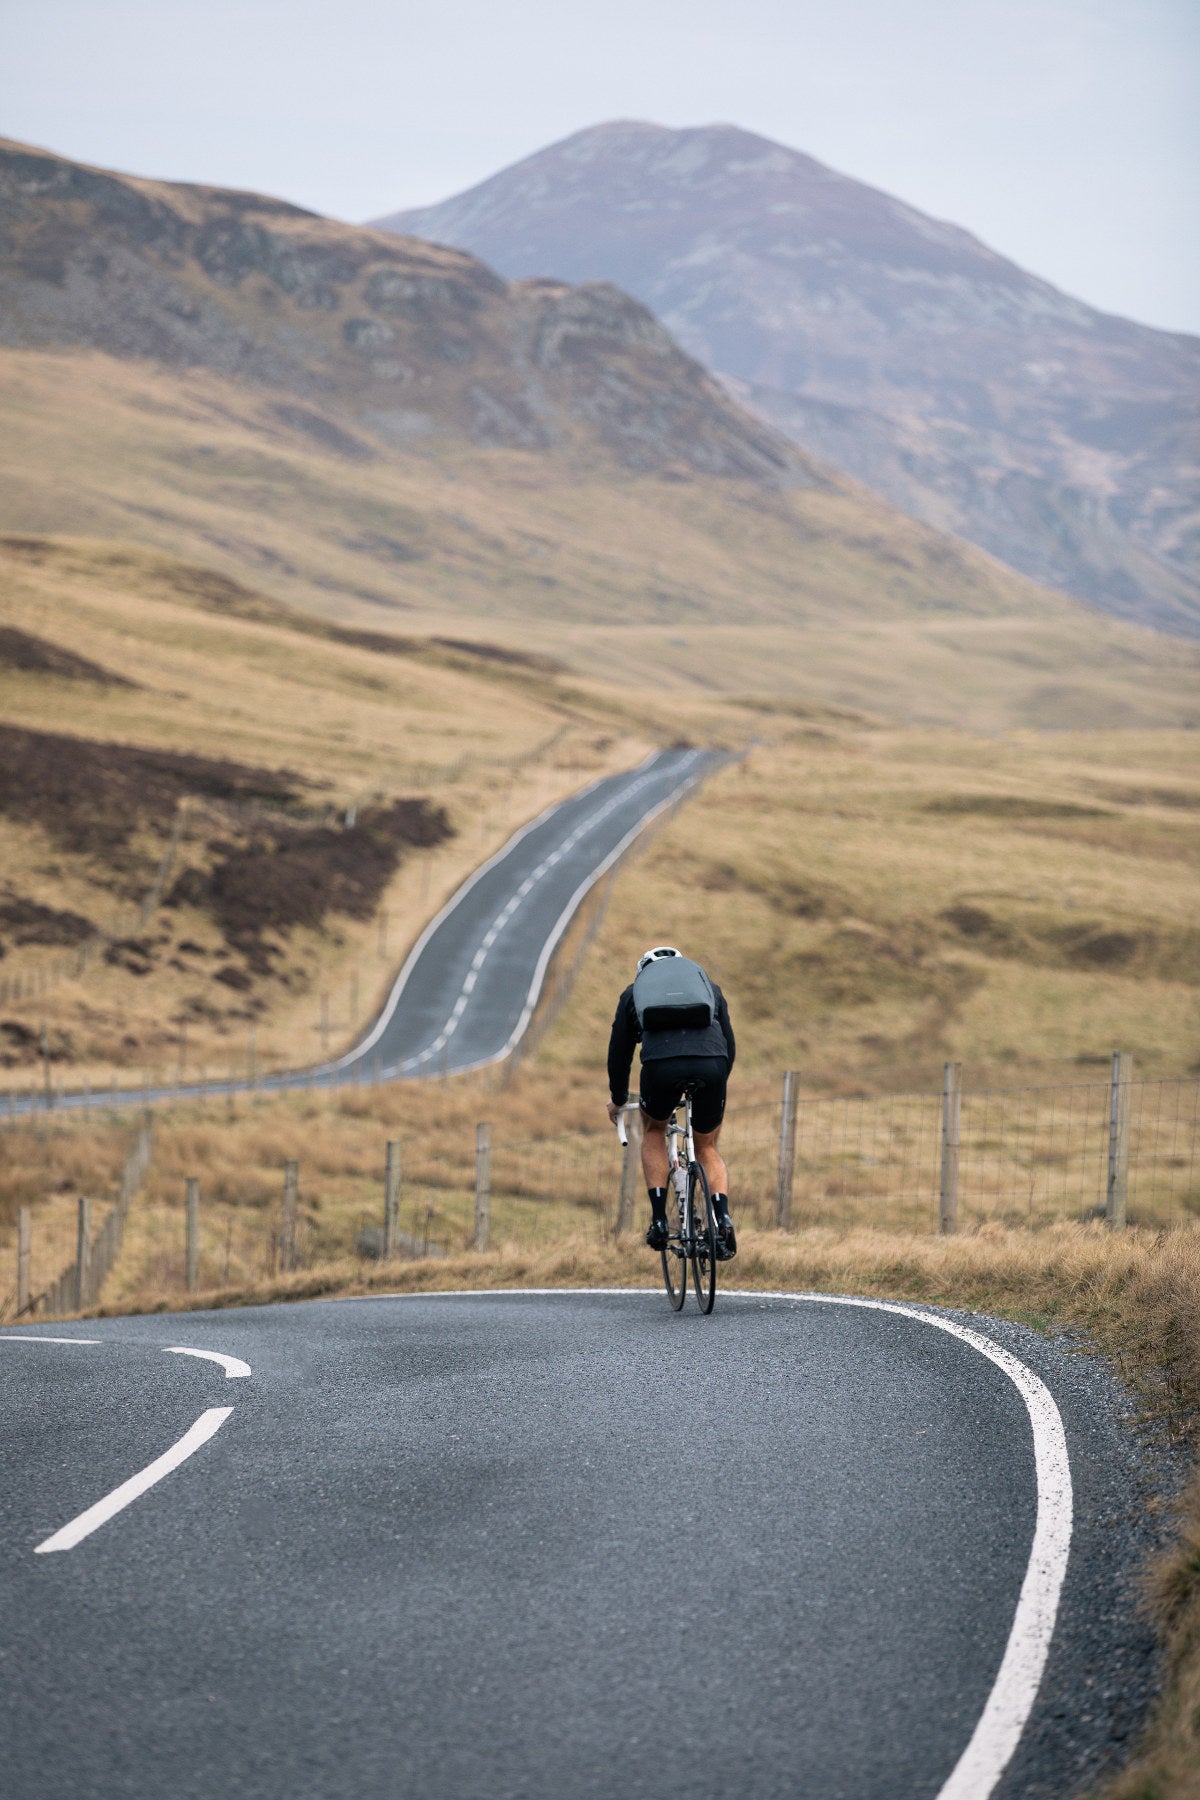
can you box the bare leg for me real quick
[693,1127,728,1197]
[641,1114,669,1188]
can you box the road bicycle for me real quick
[618,1083,718,1314]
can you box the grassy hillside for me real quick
[539,726,1200,1087]
[0,533,657,1086]
[2,349,1197,730]
[3,135,1198,731]
[2,529,1197,1095]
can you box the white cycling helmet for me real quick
[636,945,681,974]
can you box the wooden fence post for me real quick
[383,1141,401,1258]
[1106,1051,1133,1230]
[939,1061,963,1234]
[775,1071,800,1230]
[281,1159,299,1272]
[616,1107,643,1237]
[74,1195,92,1312]
[185,1178,200,1293]
[17,1206,30,1316]
[474,1123,491,1253]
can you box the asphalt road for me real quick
[0,1290,1170,1799]
[3,746,722,1115]
[346,745,720,1079]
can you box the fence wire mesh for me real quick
[760,1077,1198,1232]
[4,1071,1198,1318]
[359,1074,1199,1254]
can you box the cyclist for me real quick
[605,946,737,1258]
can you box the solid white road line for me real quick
[336,1284,1071,1798]
[400,759,677,1072]
[163,1346,251,1379]
[0,1335,102,1344]
[324,755,639,1072]
[34,1407,234,1553]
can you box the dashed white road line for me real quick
[1,1335,251,1550]
[34,1406,234,1554]
[401,753,701,1072]
[0,1335,102,1345]
[163,1346,251,1379]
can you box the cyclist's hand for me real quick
[606,1098,622,1125]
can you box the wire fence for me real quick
[333,1067,1200,1260]
[775,1077,1199,1233]
[0,1119,154,1321]
[4,1063,1198,1318]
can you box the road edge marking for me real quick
[779,1293,1072,1800]
[33,1406,234,1554]
[320,755,652,1072]
[452,749,721,1075]
[329,1283,1071,1796]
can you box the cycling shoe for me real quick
[646,1217,669,1251]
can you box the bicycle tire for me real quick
[689,1162,717,1314]
[662,1225,687,1310]
[660,1157,689,1310]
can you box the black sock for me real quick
[648,1187,668,1221]
[712,1192,730,1220]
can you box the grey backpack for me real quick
[632,957,716,1033]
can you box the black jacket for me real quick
[607,979,735,1105]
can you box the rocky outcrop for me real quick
[0,136,806,487]
[377,121,1200,635]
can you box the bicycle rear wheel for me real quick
[661,1222,687,1310]
[689,1163,717,1314]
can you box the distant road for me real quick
[0,1289,1155,1799]
[2,747,724,1115]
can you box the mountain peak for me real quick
[374,120,1200,635]
[0,134,806,487]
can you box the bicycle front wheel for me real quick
[689,1162,717,1314]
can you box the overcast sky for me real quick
[3,0,1197,335]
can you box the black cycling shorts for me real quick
[639,1055,729,1133]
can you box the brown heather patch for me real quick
[0,623,136,687]
[0,891,95,949]
[0,722,301,855]
[166,798,451,969]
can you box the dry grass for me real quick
[541,728,1200,1087]
[2,348,1198,730]
[0,534,654,1083]
[4,1072,1199,1793]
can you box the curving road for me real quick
[3,747,723,1114]
[344,745,721,1080]
[0,1290,1167,1799]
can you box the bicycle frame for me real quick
[617,1088,716,1311]
[616,1093,696,1211]
[665,1097,696,1204]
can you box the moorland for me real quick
[1,134,1199,1795]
